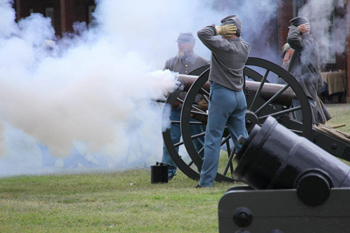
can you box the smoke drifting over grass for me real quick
[1,0,240,176]
[0,0,188,176]
[0,0,348,176]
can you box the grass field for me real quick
[0,103,350,233]
[323,103,350,134]
[0,169,238,232]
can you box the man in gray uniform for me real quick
[279,41,331,123]
[287,16,330,123]
[197,15,250,187]
[162,32,209,180]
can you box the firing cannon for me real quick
[162,57,350,182]
[162,57,312,182]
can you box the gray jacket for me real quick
[164,53,209,74]
[197,25,251,91]
[287,25,323,101]
[164,52,209,107]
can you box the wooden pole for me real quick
[60,0,66,35]
[15,0,21,20]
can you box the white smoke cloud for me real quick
[232,0,278,61]
[0,0,17,37]
[299,0,348,65]
[0,0,195,176]
[3,0,263,176]
[2,0,337,176]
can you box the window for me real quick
[45,7,54,27]
[88,5,96,24]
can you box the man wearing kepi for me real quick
[197,15,250,187]
[287,16,326,123]
[162,32,209,180]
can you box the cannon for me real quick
[162,57,350,182]
[218,116,350,232]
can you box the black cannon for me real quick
[218,116,350,232]
[234,116,350,192]
[162,57,350,182]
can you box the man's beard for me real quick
[177,50,185,58]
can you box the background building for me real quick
[13,0,350,102]
[14,0,96,36]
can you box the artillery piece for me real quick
[162,57,350,182]
[218,116,350,232]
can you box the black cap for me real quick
[290,16,309,26]
[221,14,241,31]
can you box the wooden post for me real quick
[60,0,66,35]
[346,0,350,100]
[15,0,21,20]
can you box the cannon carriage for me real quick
[161,57,350,232]
[162,57,350,182]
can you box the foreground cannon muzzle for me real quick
[234,116,350,192]
[177,74,296,107]
[219,116,350,232]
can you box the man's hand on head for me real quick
[298,23,311,34]
[215,24,237,37]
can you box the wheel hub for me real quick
[245,110,259,133]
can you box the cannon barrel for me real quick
[234,116,350,203]
[177,74,296,107]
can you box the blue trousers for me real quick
[162,108,205,179]
[199,82,248,187]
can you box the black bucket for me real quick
[151,162,169,184]
[234,116,350,190]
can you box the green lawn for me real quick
[0,103,349,233]
[0,170,238,233]
[324,103,350,134]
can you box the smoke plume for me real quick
[2,0,344,176]
[0,0,186,176]
[298,0,348,66]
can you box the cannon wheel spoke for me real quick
[180,57,312,183]
[181,70,238,182]
[223,147,235,177]
[221,134,235,176]
[162,65,210,181]
[254,84,290,115]
[249,69,269,111]
[245,57,312,137]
